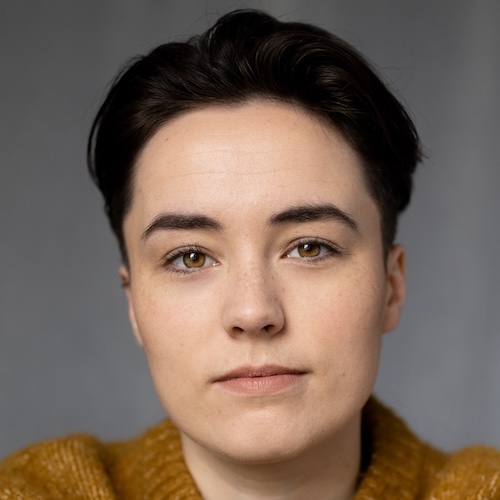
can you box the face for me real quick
[121,101,405,465]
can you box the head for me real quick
[88,9,421,264]
[87,8,420,476]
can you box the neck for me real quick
[180,416,361,500]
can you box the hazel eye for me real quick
[297,243,321,258]
[286,240,340,261]
[182,252,206,268]
[164,247,216,273]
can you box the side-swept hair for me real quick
[88,9,421,261]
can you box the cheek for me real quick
[296,267,387,335]
[293,269,385,375]
[131,283,215,388]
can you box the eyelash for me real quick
[162,245,216,275]
[162,238,342,275]
[284,238,342,262]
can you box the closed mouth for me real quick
[214,364,306,382]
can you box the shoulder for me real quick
[0,420,199,499]
[0,433,115,499]
[424,444,500,498]
[358,398,500,499]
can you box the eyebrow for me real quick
[142,202,358,241]
[142,213,222,240]
[269,203,358,231]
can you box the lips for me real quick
[215,365,305,382]
[213,365,306,395]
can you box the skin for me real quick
[120,101,405,499]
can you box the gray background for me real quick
[1,0,499,459]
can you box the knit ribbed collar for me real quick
[355,398,423,499]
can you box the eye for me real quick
[296,243,321,258]
[163,247,216,273]
[286,239,340,261]
[181,251,206,268]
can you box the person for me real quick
[1,9,499,500]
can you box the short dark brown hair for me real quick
[88,9,421,262]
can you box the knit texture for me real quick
[1,399,499,499]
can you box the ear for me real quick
[119,265,144,347]
[382,244,406,333]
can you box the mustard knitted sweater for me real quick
[1,399,499,499]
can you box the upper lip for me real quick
[214,365,306,382]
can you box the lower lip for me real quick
[215,374,304,395]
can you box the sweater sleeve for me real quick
[0,435,117,500]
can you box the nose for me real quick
[222,264,285,338]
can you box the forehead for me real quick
[125,101,379,240]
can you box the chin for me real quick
[209,434,314,466]
[181,411,350,468]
